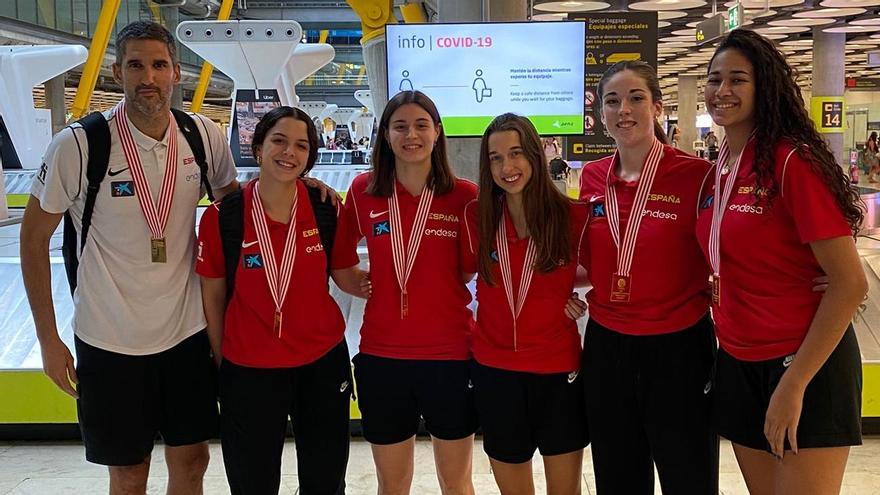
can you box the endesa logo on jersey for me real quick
[242,253,264,269]
[424,227,457,238]
[373,220,391,237]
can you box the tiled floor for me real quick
[0,437,878,494]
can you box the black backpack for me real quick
[61,109,215,296]
[217,185,337,303]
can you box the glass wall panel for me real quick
[16,0,38,23]
[36,0,56,28]
[56,0,73,33]
[72,0,88,37]
[0,3,15,17]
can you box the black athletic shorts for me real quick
[219,340,352,495]
[75,330,219,466]
[583,315,719,495]
[712,325,862,452]
[471,361,587,464]
[352,353,478,445]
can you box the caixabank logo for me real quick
[373,220,391,237]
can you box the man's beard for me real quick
[127,87,169,117]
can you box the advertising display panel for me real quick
[386,22,586,137]
[231,89,282,167]
[566,12,658,162]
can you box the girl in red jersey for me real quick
[331,91,478,495]
[579,61,718,494]
[460,113,589,494]
[699,29,865,494]
[197,106,366,495]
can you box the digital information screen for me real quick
[386,22,586,137]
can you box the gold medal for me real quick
[151,238,167,263]
[710,274,721,305]
[610,274,632,303]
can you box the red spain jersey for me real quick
[196,180,345,368]
[696,141,852,361]
[331,173,477,360]
[461,200,589,373]
[580,145,713,335]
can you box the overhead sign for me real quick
[846,78,880,90]
[728,3,744,31]
[566,11,658,161]
[696,14,725,45]
[810,96,844,134]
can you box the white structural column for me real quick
[812,28,846,168]
[677,75,697,154]
[44,74,66,135]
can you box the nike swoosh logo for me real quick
[567,371,579,383]
[369,210,388,219]
[589,195,603,203]
[241,240,259,248]
[108,168,130,177]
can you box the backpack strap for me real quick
[307,186,337,279]
[218,189,245,304]
[171,108,214,202]
[62,111,111,295]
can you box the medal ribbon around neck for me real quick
[251,180,299,338]
[115,100,178,242]
[388,182,435,319]
[496,206,537,351]
[604,137,664,282]
[708,133,756,302]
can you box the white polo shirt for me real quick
[31,103,237,355]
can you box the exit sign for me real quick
[728,3,744,31]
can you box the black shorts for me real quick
[75,330,219,466]
[352,353,478,445]
[219,341,352,495]
[471,362,587,464]
[712,325,862,452]
[583,315,718,495]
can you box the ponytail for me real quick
[654,120,668,144]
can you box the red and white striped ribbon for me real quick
[251,180,299,338]
[115,100,178,240]
[604,137,664,278]
[708,134,755,300]
[388,184,435,319]
[496,211,537,351]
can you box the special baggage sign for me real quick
[565,12,658,162]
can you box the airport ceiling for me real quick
[528,0,880,107]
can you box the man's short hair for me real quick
[116,21,177,64]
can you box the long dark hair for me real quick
[477,113,571,286]
[367,91,455,197]
[597,60,669,144]
[251,106,319,176]
[709,29,863,235]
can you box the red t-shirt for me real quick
[196,180,345,368]
[580,145,712,335]
[696,141,852,361]
[461,200,589,373]
[331,173,477,360]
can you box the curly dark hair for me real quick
[708,29,863,235]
